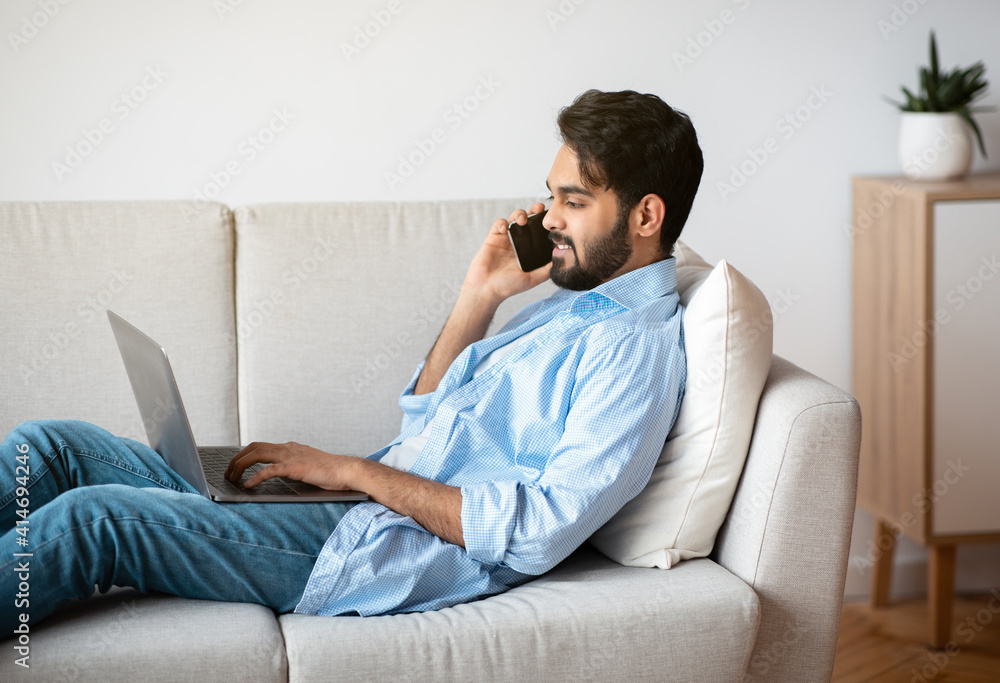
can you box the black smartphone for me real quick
[507,210,551,272]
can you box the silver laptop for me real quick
[107,310,368,503]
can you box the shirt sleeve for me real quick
[459,320,686,575]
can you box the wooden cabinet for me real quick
[852,173,1000,648]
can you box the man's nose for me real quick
[542,206,559,231]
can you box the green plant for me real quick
[886,31,992,157]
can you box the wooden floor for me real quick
[832,592,1000,682]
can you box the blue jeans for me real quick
[0,420,354,632]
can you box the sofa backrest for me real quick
[0,198,552,456]
[0,201,239,445]
[232,199,554,455]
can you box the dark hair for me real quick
[556,89,703,256]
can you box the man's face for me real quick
[543,145,632,291]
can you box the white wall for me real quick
[2,0,999,599]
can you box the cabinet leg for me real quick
[871,518,897,607]
[928,544,956,648]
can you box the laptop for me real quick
[107,310,369,503]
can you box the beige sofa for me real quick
[0,200,860,682]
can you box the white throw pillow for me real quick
[589,241,773,568]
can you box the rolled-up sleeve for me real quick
[460,323,685,575]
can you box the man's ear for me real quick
[633,193,666,238]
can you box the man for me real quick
[1,89,702,628]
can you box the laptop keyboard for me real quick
[199,447,299,496]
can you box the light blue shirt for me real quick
[295,258,686,616]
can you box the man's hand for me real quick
[225,441,359,491]
[464,202,553,302]
[225,442,465,547]
[413,203,552,395]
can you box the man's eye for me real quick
[545,194,582,209]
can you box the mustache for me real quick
[548,232,575,249]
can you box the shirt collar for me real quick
[579,257,678,310]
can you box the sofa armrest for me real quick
[713,355,861,683]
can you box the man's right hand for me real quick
[463,202,553,305]
[412,203,552,396]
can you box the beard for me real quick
[549,208,633,291]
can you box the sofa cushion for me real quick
[590,241,773,567]
[0,201,239,445]
[278,547,758,683]
[0,587,286,683]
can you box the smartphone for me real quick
[507,210,551,272]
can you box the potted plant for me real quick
[887,31,992,181]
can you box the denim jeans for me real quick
[0,420,354,632]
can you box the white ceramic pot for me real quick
[898,112,973,181]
